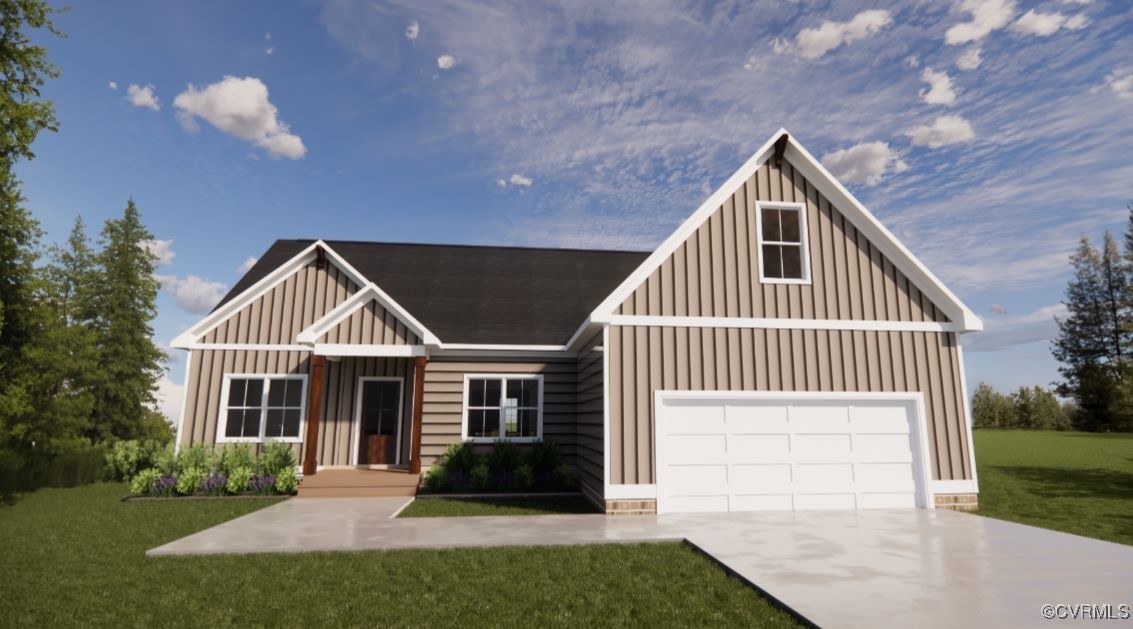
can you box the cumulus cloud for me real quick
[1106,69,1133,99]
[1011,10,1088,36]
[142,239,175,267]
[153,372,185,423]
[989,304,1009,314]
[821,141,908,186]
[920,68,957,105]
[903,55,920,69]
[962,304,1067,352]
[956,47,982,71]
[108,81,118,90]
[173,76,307,159]
[437,54,456,69]
[907,115,975,148]
[237,256,258,274]
[792,10,892,59]
[497,173,533,188]
[406,20,419,40]
[156,274,227,314]
[126,84,160,111]
[945,0,1016,45]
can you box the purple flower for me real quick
[201,475,228,496]
[154,475,176,497]
[249,475,276,495]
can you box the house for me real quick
[171,129,983,515]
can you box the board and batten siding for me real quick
[420,359,578,469]
[199,261,359,345]
[607,326,971,484]
[617,160,948,323]
[317,357,415,466]
[314,299,421,345]
[574,331,604,496]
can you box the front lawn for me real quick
[974,430,1133,545]
[400,495,600,517]
[0,483,801,627]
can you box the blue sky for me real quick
[16,0,1133,417]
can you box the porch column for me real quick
[408,355,427,474]
[302,354,327,476]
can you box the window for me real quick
[757,202,810,283]
[220,375,306,442]
[464,376,542,442]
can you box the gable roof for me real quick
[584,129,983,332]
[210,240,648,346]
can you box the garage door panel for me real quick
[731,463,792,489]
[850,404,912,432]
[791,433,852,454]
[725,403,788,431]
[792,463,854,484]
[856,462,915,483]
[728,433,790,457]
[795,493,856,510]
[855,434,914,459]
[786,404,850,432]
[666,494,730,513]
[666,434,727,463]
[664,403,725,433]
[667,464,728,493]
[731,494,794,511]
[858,493,917,509]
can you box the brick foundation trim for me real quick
[604,499,657,516]
[934,493,978,512]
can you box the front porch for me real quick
[297,467,420,497]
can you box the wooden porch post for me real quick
[408,355,427,474]
[302,354,326,476]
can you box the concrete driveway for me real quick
[149,500,1133,628]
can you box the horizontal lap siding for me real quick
[421,359,578,469]
[618,161,948,323]
[317,300,420,346]
[607,326,970,484]
[575,331,605,495]
[317,357,413,466]
[200,261,358,345]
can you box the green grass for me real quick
[974,430,1133,545]
[400,495,600,517]
[0,483,801,627]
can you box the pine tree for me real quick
[1099,232,1130,370]
[90,200,167,441]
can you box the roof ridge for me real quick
[279,238,651,256]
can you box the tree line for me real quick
[970,383,1074,430]
[0,2,167,484]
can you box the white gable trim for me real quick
[295,284,438,346]
[583,129,982,333]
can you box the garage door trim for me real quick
[654,391,935,514]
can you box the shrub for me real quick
[275,467,298,494]
[514,463,534,490]
[219,444,255,477]
[526,440,560,475]
[226,467,254,494]
[176,444,212,476]
[249,475,276,496]
[470,462,490,491]
[552,463,576,490]
[153,475,176,497]
[152,443,177,476]
[176,468,207,496]
[424,465,448,492]
[487,440,521,475]
[440,441,478,475]
[105,440,165,482]
[129,469,162,496]
[201,475,228,496]
[259,442,296,477]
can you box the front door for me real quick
[358,379,402,465]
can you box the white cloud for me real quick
[173,76,307,159]
[142,239,175,267]
[126,84,160,111]
[945,0,1016,45]
[821,141,908,187]
[793,10,892,59]
[1011,10,1089,37]
[956,47,982,71]
[496,178,507,188]
[237,256,258,274]
[903,55,920,69]
[265,46,274,56]
[907,115,975,148]
[1062,0,1091,4]
[153,372,184,422]
[509,173,532,187]
[919,68,957,105]
[962,304,1067,352]
[156,274,227,314]
[1106,69,1133,99]
[437,53,456,69]
[108,81,118,90]
[406,20,419,40]
[989,304,1009,314]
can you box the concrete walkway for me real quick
[148,500,1133,628]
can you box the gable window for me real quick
[756,202,811,284]
[220,375,307,442]
[463,375,542,442]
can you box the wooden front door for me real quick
[358,379,402,465]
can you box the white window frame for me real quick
[217,374,308,444]
[755,201,812,285]
[461,374,544,444]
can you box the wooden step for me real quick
[297,468,420,498]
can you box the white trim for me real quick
[180,343,311,352]
[754,201,812,285]
[930,480,978,494]
[173,350,193,454]
[295,282,440,347]
[606,484,657,500]
[460,373,544,444]
[956,345,979,490]
[652,390,936,513]
[585,129,982,332]
[608,315,958,333]
[602,324,612,496]
[351,376,405,466]
[430,349,574,360]
[313,344,427,357]
[440,343,567,352]
[216,373,309,444]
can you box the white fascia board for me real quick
[608,315,959,333]
[313,344,427,357]
[295,286,377,344]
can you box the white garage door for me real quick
[655,393,930,514]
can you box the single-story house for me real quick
[171,130,983,515]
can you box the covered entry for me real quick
[654,392,932,514]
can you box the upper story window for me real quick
[756,202,811,284]
[220,375,306,443]
[463,375,542,443]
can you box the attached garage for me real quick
[655,392,933,514]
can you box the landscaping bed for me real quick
[400,494,600,517]
[421,440,576,494]
[107,440,299,498]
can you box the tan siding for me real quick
[575,331,605,495]
[318,357,414,466]
[606,326,971,485]
[620,160,947,322]
[315,300,421,345]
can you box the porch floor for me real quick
[297,468,419,498]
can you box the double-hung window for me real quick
[220,375,307,442]
[464,375,542,442]
[757,201,811,283]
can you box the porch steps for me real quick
[297,468,420,498]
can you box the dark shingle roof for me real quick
[215,240,649,345]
